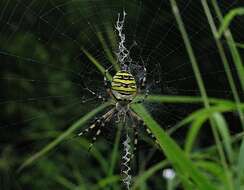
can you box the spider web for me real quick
[0,0,244,189]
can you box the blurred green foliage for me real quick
[0,0,244,189]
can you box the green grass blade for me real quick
[107,122,123,190]
[201,0,244,128]
[81,48,112,81]
[217,8,244,38]
[169,104,232,134]
[132,104,217,190]
[180,175,196,190]
[74,139,108,174]
[210,4,244,186]
[202,132,244,155]
[96,31,120,71]
[212,113,234,164]
[185,115,208,154]
[236,43,244,49]
[168,2,231,180]
[236,139,244,190]
[195,161,228,186]
[143,95,234,105]
[132,160,168,190]
[19,102,111,171]
[97,175,120,188]
[55,176,77,190]
[106,24,117,55]
[212,1,244,92]
[169,102,244,135]
[108,122,122,176]
[169,0,210,108]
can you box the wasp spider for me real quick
[79,65,156,151]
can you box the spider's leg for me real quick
[104,67,116,101]
[137,59,147,92]
[132,64,149,104]
[88,126,102,152]
[81,66,114,103]
[139,65,147,89]
[78,121,97,136]
[132,89,149,104]
[104,66,113,90]
[78,108,115,138]
[129,110,159,146]
[132,126,139,158]
[144,127,159,146]
[128,111,139,154]
[82,87,107,102]
[104,71,110,90]
[81,82,107,102]
[87,108,116,151]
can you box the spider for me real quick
[78,64,157,152]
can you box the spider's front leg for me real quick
[139,66,147,90]
[104,70,110,90]
[133,66,149,104]
[104,69,116,101]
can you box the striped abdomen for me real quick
[111,70,137,101]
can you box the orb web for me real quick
[0,0,243,188]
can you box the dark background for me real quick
[0,0,244,189]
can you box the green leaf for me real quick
[132,160,168,189]
[73,138,108,174]
[212,113,234,164]
[212,1,244,92]
[236,139,244,190]
[19,102,111,171]
[97,175,120,188]
[81,48,112,81]
[236,43,244,49]
[196,161,227,186]
[96,31,120,71]
[55,176,76,190]
[107,122,123,190]
[144,95,234,105]
[217,8,244,38]
[169,103,244,135]
[132,104,217,190]
[185,115,208,154]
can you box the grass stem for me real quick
[169,1,233,189]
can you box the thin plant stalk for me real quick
[200,0,244,128]
[19,102,111,171]
[168,0,233,189]
[107,122,123,190]
[211,1,244,189]
[96,31,120,71]
[211,0,244,92]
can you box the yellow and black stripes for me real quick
[111,71,137,101]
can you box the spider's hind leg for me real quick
[78,108,116,151]
[88,126,102,152]
[144,127,159,146]
[129,110,159,147]
[128,112,139,156]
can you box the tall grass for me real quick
[20,1,244,189]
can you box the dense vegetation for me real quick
[0,0,244,189]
